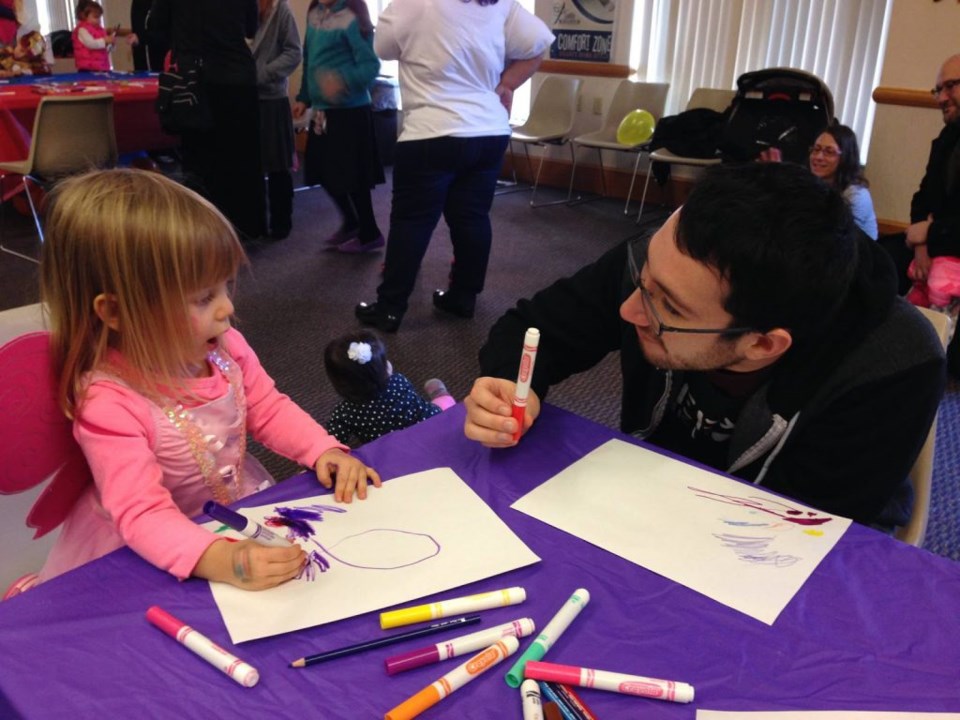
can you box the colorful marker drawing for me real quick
[261,504,441,580]
[689,487,834,567]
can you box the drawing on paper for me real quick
[215,503,442,580]
[689,487,833,567]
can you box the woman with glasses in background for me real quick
[762,123,877,240]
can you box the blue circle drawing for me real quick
[572,0,615,25]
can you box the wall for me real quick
[869,0,959,224]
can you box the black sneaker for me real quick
[432,289,475,319]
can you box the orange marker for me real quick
[511,328,540,441]
[384,636,520,720]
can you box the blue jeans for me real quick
[376,134,510,314]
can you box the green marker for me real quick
[504,587,590,688]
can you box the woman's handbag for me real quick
[155,58,214,134]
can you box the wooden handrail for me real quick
[540,60,631,78]
[872,87,939,109]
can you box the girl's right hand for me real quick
[194,538,306,590]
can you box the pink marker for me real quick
[385,617,536,675]
[524,660,694,703]
[145,606,259,688]
[511,328,540,441]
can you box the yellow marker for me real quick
[380,587,526,630]
[384,636,519,720]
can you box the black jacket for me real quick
[479,236,946,527]
[912,121,960,258]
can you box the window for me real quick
[629,0,892,160]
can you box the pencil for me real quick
[289,615,482,668]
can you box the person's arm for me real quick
[147,0,172,45]
[467,242,629,445]
[372,1,399,60]
[759,355,945,526]
[244,0,258,40]
[329,18,380,100]
[77,26,109,49]
[258,5,302,85]
[294,21,311,107]
[495,57,542,113]
[847,185,878,241]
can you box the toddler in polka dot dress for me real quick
[324,331,455,446]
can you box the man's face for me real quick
[935,56,960,126]
[619,210,751,372]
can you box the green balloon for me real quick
[617,109,656,146]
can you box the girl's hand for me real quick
[312,109,326,135]
[315,448,381,503]
[292,101,308,119]
[912,244,932,282]
[194,539,305,590]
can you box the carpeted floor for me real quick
[1,164,957,560]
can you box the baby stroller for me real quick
[719,67,834,165]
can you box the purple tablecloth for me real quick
[1,403,959,718]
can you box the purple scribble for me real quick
[713,533,800,567]
[264,505,441,581]
[265,504,346,541]
[688,487,832,526]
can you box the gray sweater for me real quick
[251,0,301,100]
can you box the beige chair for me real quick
[636,87,736,221]
[895,306,951,547]
[0,94,118,263]
[567,80,670,215]
[506,75,582,208]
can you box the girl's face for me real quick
[808,132,841,184]
[186,280,234,375]
[83,9,103,25]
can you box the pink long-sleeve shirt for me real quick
[39,328,345,582]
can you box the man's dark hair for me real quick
[324,330,390,404]
[677,161,859,345]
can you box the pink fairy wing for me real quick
[0,332,92,538]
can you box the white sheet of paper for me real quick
[699,713,960,719]
[206,468,540,643]
[511,439,851,624]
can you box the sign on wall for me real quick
[549,0,615,63]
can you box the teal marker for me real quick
[504,587,590,688]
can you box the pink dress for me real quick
[39,328,345,582]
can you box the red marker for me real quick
[145,606,259,687]
[511,328,540,441]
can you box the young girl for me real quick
[292,0,385,253]
[71,1,133,72]
[37,168,380,590]
[324,331,455,445]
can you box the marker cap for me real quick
[504,641,546,688]
[146,605,182,639]
[203,501,248,532]
[384,646,440,676]
[381,605,433,630]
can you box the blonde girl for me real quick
[38,169,380,589]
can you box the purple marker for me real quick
[204,501,294,548]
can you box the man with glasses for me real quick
[879,53,960,371]
[465,162,945,529]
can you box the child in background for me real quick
[37,169,380,590]
[71,1,133,72]
[324,331,455,445]
[292,0,385,253]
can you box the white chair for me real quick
[506,75,582,208]
[895,305,951,547]
[636,87,736,221]
[0,94,117,262]
[566,80,670,215]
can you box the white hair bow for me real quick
[347,342,373,364]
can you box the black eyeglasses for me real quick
[931,78,960,97]
[626,237,756,338]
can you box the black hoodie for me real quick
[479,235,946,527]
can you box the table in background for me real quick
[1,404,958,719]
[0,71,176,165]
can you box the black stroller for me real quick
[719,67,835,165]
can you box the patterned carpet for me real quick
[1,164,956,560]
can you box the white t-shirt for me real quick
[375,0,554,141]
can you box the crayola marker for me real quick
[384,636,519,720]
[511,328,540,441]
[524,660,694,703]
[380,586,526,629]
[505,588,589,688]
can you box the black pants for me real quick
[180,82,266,240]
[267,171,293,236]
